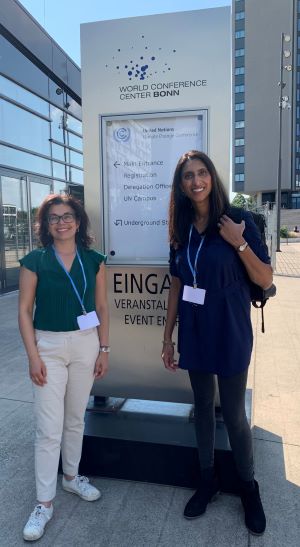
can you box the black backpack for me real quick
[226,207,276,333]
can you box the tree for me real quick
[231,193,247,208]
[231,193,256,210]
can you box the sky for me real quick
[19,0,230,66]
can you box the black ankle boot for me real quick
[239,479,266,535]
[184,468,220,519]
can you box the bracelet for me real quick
[162,340,175,346]
[100,345,110,353]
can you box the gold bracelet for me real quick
[162,340,175,346]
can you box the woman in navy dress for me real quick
[162,151,273,535]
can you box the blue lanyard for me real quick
[187,225,205,288]
[53,246,87,314]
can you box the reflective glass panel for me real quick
[1,175,29,288]
[69,149,83,168]
[52,143,65,162]
[0,75,49,116]
[68,132,83,151]
[54,181,68,194]
[50,105,65,143]
[66,115,82,134]
[69,167,83,184]
[66,97,82,119]
[0,35,49,100]
[30,181,52,246]
[53,161,66,180]
[0,100,51,155]
[0,145,51,176]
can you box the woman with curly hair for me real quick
[162,151,273,535]
[19,194,109,541]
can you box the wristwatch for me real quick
[236,241,249,252]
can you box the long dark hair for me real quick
[168,150,230,246]
[35,194,94,248]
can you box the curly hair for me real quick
[168,150,230,246]
[35,194,94,248]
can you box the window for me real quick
[235,30,245,39]
[69,167,83,184]
[52,143,65,162]
[0,99,50,156]
[235,12,245,21]
[66,115,82,134]
[235,156,245,164]
[68,149,83,168]
[68,132,83,151]
[235,49,245,57]
[53,161,66,180]
[0,75,49,116]
[235,103,245,111]
[50,105,65,143]
[235,120,245,128]
[235,85,245,93]
[0,144,51,175]
[235,67,245,75]
[235,174,245,182]
[235,139,245,146]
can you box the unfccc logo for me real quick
[113,127,130,142]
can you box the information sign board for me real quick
[101,110,207,264]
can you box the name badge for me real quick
[77,310,100,330]
[183,285,206,305]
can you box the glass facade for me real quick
[0,35,83,292]
[233,0,245,192]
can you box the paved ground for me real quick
[275,241,300,277]
[0,248,299,546]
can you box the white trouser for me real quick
[33,328,99,501]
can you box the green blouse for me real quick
[19,246,106,332]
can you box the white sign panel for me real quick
[102,110,207,263]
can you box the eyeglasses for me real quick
[48,213,76,225]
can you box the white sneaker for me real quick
[23,504,53,541]
[62,475,101,501]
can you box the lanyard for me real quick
[187,225,205,288]
[53,246,87,314]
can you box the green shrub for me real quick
[280,226,289,238]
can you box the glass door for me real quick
[0,173,52,292]
[0,175,29,291]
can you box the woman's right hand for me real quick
[29,356,47,386]
[161,343,178,372]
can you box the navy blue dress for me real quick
[170,211,271,377]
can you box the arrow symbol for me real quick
[114,161,120,168]
[114,219,122,226]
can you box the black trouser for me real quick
[188,368,254,482]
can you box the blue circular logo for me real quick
[114,127,130,142]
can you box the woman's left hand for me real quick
[94,352,109,379]
[218,214,245,248]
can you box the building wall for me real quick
[233,0,294,196]
[0,0,83,292]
